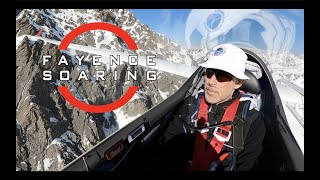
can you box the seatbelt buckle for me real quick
[213,127,232,142]
[195,121,209,133]
[198,127,209,133]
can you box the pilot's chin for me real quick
[204,93,217,104]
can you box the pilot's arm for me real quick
[162,95,197,142]
[234,111,266,171]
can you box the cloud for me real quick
[271,9,303,25]
[157,10,188,48]
[160,10,172,26]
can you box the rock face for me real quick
[16,9,187,171]
[16,37,106,171]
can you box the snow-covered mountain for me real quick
[16,9,188,171]
[16,9,193,65]
[266,53,304,89]
[16,9,304,171]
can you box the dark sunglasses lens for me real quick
[205,68,215,78]
[206,69,233,82]
[215,71,233,82]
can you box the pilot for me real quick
[157,43,266,171]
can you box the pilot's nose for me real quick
[207,74,218,86]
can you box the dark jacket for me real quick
[158,89,266,171]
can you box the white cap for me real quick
[199,43,250,80]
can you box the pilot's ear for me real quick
[234,79,243,89]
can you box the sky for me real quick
[130,9,304,55]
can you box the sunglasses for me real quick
[205,68,234,82]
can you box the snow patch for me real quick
[36,161,42,171]
[130,93,141,102]
[89,118,95,123]
[158,89,169,99]
[16,35,27,49]
[48,130,75,148]
[82,133,91,147]
[43,158,53,171]
[49,117,59,123]
[57,154,63,163]
[282,102,304,154]
[114,108,141,129]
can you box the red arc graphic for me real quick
[58,22,138,113]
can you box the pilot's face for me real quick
[204,68,243,104]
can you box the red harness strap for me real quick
[190,95,241,171]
